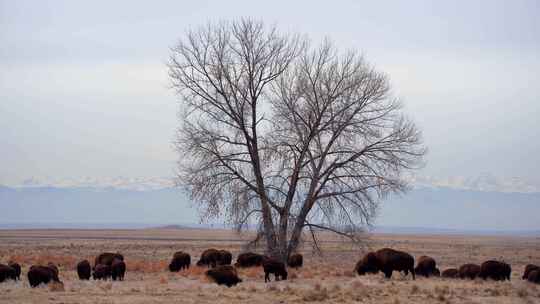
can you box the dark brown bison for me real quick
[111,258,126,281]
[234,252,265,268]
[287,253,303,269]
[76,260,91,280]
[414,256,438,277]
[458,263,481,279]
[356,248,415,279]
[8,262,21,280]
[206,265,242,287]
[0,264,17,282]
[355,252,379,275]
[47,262,59,276]
[522,264,540,280]
[479,260,511,281]
[27,265,61,287]
[169,251,191,272]
[527,270,540,284]
[95,252,124,267]
[262,258,288,282]
[442,268,459,278]
[218,250,233,265]
[93,264,112,280]
[197,249,222,268]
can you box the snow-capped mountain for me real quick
[16,176,174,191]
[6,174,540,193]
[409,174,540,193]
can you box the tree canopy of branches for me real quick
[169,19,426,261]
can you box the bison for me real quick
[235,252,265,268]
[442,268,459,278]
[0,264,17,282]
[8,262,21,281]
[414,256,438,277]
[523,264,540,280]
[458,263,481,279]
[47,262,59,276]
[219,250,233,265]
[262,258,288,282]
[527,270,540,284]
[111,258,126,281]
[356,248,415,279]
[27,265,61,287]
[287,253,303,269]
[197,249,222,268]
[479,260,511,281]
[355,252,379,275]
[93,264,112,280]
[206,265,242,287]
[169,251,191,272]
[77,260,91,280]
[95,252,124,267]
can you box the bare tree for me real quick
[169,19,426,261]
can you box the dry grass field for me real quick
[0,229,539,304]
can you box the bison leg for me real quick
[383,269,392,279]
[265,272,270,283]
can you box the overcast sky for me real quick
[1,0,539,186]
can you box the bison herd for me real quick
[1,247,539,288]
[354,248,528,284]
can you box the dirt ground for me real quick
[0,229,539,304]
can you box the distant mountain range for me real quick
[0,181,539,234]
[7,174,540,193]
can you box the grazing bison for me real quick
[357,248,415,279]
[8,262,21,280]
[523,264,540,280]
[93,264,112,280]
[197,249,222,268]
[414,256,438,277]
[288,253,303,269]
[219,250,232,265]
[0,264,17,282]
[479,260,511,281]
[235,252,265,268]
[442,268,459,278]
[77,260,91,280]
[262,258,288,282]
[95,252,124,267]
[47,262,59,276]
[169,251,191,272]
[219,250,233,265]
[458,263,481,279]
[27,265,61,287]
[111,258,126,281]
[355,252,379,275]
[206,265,242,287]
[527,270,540,284]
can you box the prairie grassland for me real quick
[0,229,539,304]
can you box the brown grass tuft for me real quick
[343,270,355,277]
[517,288,528,298]
[9,254,79,269]
[99,282,113,291]
[303,286,329,302]
[127,259,168,273]
[48,282,65,292]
